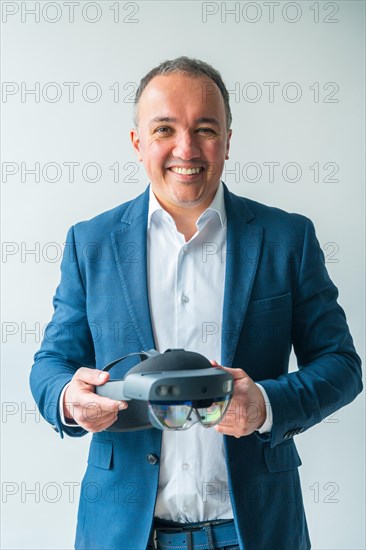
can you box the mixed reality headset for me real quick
[95,349,233,431]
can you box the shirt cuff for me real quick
[59,382,79,427]
[255,383,273,434]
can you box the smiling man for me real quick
[130,72,231,240]
[30,57,362,550]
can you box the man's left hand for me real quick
[211,361,266,438]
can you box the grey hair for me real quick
[133,56,232,130]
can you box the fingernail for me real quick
[118,402,127,410]
[98,372,107,380]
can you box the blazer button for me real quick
[146,453,159,465]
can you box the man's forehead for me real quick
[138,74,225,123]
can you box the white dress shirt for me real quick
[60,182,272,522]
[147,182,271,522]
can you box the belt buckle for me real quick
[150,529,158,550]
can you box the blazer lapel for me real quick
[221,185,263,367]
[111,187,156,352]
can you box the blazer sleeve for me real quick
[258,218,362,447]
[29,226,93,438]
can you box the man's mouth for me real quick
[169,166,204,175]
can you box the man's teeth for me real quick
[170,167,201,175]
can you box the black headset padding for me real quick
[106,349,212,432]
[126,349,212,376]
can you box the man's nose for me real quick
[172,131,200,160]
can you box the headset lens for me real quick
[148,397,230,430]
[148,402,192,429]
[195,398,230,427]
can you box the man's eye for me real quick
[197,128,215,135]
[155,127,172,134]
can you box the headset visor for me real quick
[148,396,231,430]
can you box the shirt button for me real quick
[181,295,189,304]
[182,463,190,471]
[146,453,159,465]
[182,245,188,254]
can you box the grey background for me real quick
[1,1,365,548]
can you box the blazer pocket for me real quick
[87,439,113,470]
[247,292,292,315]
[263,440,302,473]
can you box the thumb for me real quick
[223,366,248,380]
[211,363,248,380]
[75,367,110,386]
[95,370,110,385]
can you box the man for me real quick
[30,57,362,550]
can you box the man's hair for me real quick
[133,56,232,130]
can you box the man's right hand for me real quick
[63,368,128,432]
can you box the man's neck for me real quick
[151,187,220,242]
[172,212,199,242]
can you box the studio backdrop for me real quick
[1,1,365,549]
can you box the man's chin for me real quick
[150,176,220,209]
[168,185,219,210]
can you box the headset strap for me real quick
[102,349,160,372]
[102,348,185,373]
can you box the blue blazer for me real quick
[30,184,362,550]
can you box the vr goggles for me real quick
[95,349,233,432]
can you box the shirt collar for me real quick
[147,181,226,229]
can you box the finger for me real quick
[214,422,235,436]
[76,404,120,428]
[81,410,119,433]
[209,361,247,379]
[214,422,251,438]
[81,396,127,414]
[209,360,231,373]
[69,396,127,423]
[99,411,123,432]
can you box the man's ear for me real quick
[130,128,142,161]
[225,129,232,160]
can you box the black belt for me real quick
[150,518,238,550]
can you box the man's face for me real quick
[131,73,232,213]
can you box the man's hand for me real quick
[63,368,128,433]
[211,361,266,438]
